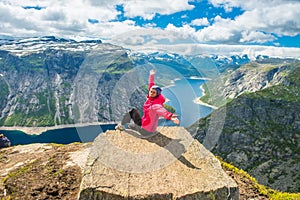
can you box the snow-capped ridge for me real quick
[0,36,103,56]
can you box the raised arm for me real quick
[148,70,155,90]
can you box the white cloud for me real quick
[0,0,127,38]
[97,20,138,37]
[206,0,300,37]
[181,14,188,19]
[132,43,300,60]
[88,0,122,9]
[109,28,198,48]
[193,16,239,43]
[0,3,44,36]
[190,18,210,26]
[0,0,299,48]
[187,1,300,44]
[240,31,276,43]
[235,4,300,36]
[166,24,196,39]
[0,0,195,39]
[122,0,194,20]
[209,0,284,11]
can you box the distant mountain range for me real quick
[2,36,294,70]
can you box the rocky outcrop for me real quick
[79,127,238,199]
[0,142,92,200]
[0,127,239,200]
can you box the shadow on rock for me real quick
[125,129,201,170]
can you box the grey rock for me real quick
[79,127,238,200]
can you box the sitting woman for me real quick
[115,70,179,134]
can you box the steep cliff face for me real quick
[189,61,300,192]
[0,39,146,126]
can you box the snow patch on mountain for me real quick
[127,43,300,60]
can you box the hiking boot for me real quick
[115,124,125,131]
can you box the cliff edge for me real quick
[0,127,239,199]
[79,126,238,199]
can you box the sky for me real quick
[0,0,300,57]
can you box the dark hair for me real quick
[150,85,162,96]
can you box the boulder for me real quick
[79,127,238,199]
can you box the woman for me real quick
[0,133,11,148]
[115,70,179,134]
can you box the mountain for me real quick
[0,36,146,126]
[188,61,300,192]
[130,51,252,78]
[199,59,299,107]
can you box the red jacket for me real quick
[141,74,173,132]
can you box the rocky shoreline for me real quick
[193,97,218,109]
[0,122,116,135]
[193,84,218,109]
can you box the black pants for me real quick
[121,108,142,126]
[121,108,156,135]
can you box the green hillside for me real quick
[189,61,300,192]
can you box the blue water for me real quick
[0,124,116,146]
[160,78,213,127]
[0,78,212,146]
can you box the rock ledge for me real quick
[79,127,238,200]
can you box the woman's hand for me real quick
[171,116,180,124]
[150,69,155,75]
